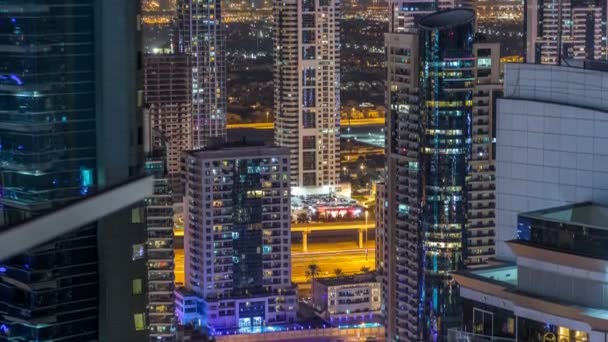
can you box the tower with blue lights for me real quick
[383,8,476,341]
[0,1,148,341]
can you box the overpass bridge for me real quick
[226,117,385,130]
[292,221,376,252]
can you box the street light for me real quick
[266,111,270,123]
[365,210,369,244]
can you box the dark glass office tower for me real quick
[384,8,475,341]
[0,1,147,341]
[417,10,474,340]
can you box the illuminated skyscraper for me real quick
[273,0,341,187]
[525,0,608,64]
[177,143,296,330]
[384,9,478,341]
[176,0,227,148]
[0,1,149,341]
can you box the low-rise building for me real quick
[451,202,608,342]
[313,273,381,321]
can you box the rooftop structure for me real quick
[452,202,608,342]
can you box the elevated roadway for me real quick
[292,220,375,252]
[226,117,384,130]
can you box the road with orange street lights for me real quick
[173,236,375,288]
[291,240,375,284]
[226,117,384,130]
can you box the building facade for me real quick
[179,144,296,329]
[0,1,148,341]
[375,182,387,275]
[384,9,482,341]
[466,43,502,267]
[452,202,608,342]
[144,53,192,176]
[273,0,341,187]
[176,0,227,148]
[496,61,608,260]
[312,274,382,321]
[525,0,608,64]
[144,157,177,341]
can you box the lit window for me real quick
[132,244,145,261]
[132,278,143,295]
[131,207,144,223]
[134,313,146,331]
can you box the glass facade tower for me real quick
[416,10,474,340]
[384,8,475,341]
[0,1,148,341]
[0,2,97,214]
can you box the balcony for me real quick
[448,329,515,342]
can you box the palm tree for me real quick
[306,263,320,281]
[306,263,321,296]
[334,268,343,277]
[360,266,370,273]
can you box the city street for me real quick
[291,240,375,284]
[174,238,375,287]
[226,117,384,130]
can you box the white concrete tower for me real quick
[274,0,341,187]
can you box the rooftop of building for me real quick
[418,8,475,30]
[519,202,608,231]
[184,139,289,159]
[502,62,608,113]
[562,59,608,72]
[315,273,378,287]
[453,261,608,333]
[469,263,518,286]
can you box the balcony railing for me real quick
[447,329,516,342]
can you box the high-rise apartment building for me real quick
[177,143,297,330]
[0,1,149,341]
[466,43,502,267]
[144,156,177,341]
[273,0,341,187]
[375,182,387,275]
[389,0,473,32]
[384,9,486,341]
[144,53,192,176]
[176,0,227,148]
[525,0,608,64]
